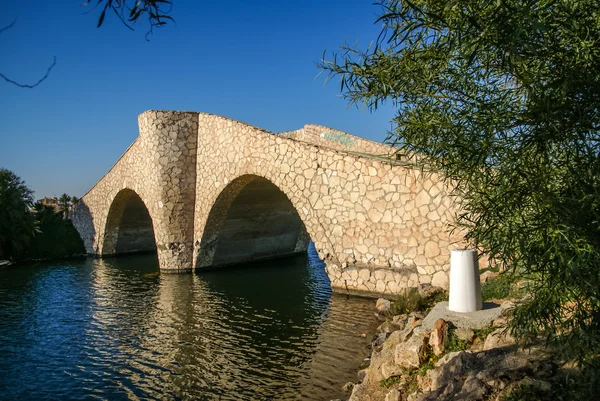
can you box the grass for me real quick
[390,287,448,315]
[379,345,440,391]
[446,324,470,352]
[481,272,515,301]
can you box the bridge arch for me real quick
[195,174,312,268]
[102,188,157,256]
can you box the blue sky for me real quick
[0,1,395,199]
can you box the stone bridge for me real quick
[72,110,464,297]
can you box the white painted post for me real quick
[448,249,482,313]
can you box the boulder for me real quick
[517,377,552,392]
[376,298,392,313]
[455,327,475,342]
[394,334,427,369]
[483,328,515,350]
[428,318,448,356]
[418,284,444,299]
[378,320,400,334]
[342,382,355,393]
[385,388,401,401]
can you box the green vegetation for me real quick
[446,325,470,353]
[0,168,36,260]
[321,0,600,374]
[380,375,403,388]
[28,204,85,261]
[380,345,440,391]
[0,168,85,263]
[501,367,600,401]
[390,287,447,315]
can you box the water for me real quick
[0,247,378,400]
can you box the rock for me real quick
[428,318,448,356]
[357,368,368,382]
[376,298,392,313]
[0,260,12,266]
[378,320,400,334]
[455,327,475,342]
[394,334,427,369]
[483,328,515,350]
[434,351,463,368]
[453,372,489,400]
[431,271,449,288]
[372,332,389,351]
[342,382,355,393]
[480,270,499,283]
[391,314,409,330]
[518,377,552,392]
[385,388,401,401]
[418,284,444,299]
[407,392,425,401]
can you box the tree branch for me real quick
[0,56,57,89]
[0,20,57,89]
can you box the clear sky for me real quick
[0,1,395,199]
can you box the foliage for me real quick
[0,168,36,260]
[59,193,71,220]
[481,273,514,301]
[391,288,427,314]
[84,0,174,37]
[380,345,439,391]
[320,0,600,369]
[380,375,403,388]
[473,324,496,343]
[391,287,448,315]
[28,204,85,261]
[446,324,470,352]
[502,366,600,401]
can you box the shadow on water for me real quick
[0,247,378,401]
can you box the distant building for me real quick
[39,197,60,212]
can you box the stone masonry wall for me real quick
[73,110,466,297]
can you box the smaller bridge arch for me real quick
[195,175,311,269]
[102,188,157,256]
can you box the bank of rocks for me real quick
[345,293,555,401]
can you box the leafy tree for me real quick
[71,196,79,206]
[0,168,36,260]
[58,193,71,220]
[320,0,600,372]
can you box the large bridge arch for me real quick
[102,188,157,256]
[195,174,311,268]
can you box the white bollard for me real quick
[448,249,482,313]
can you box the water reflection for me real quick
[0,248,377,400]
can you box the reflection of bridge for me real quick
[73,111,464,296]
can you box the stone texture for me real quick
[376,298,392,313]
[72,110,467,296]
[428,318,448,356]
[394,335,427,369]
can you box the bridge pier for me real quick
[138,111,199,273]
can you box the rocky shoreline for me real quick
[340,285,557,401]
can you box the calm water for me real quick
[0,246,378,400]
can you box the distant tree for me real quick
[71,196,79,206]
[0,169,36,260]
[58,193,71,220]
[320,0,600,378]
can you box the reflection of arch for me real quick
[102,189,156,256]
[196,175,310,268]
